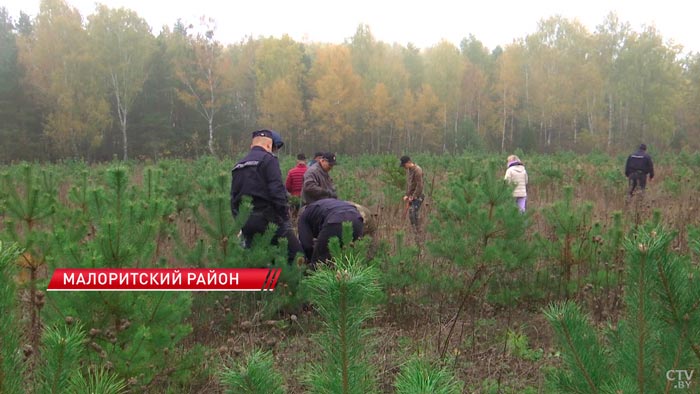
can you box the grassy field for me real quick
[2,151,699,393]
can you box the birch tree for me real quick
[175,18,232,155]
[88,5,155,160]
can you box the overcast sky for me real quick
[3,0,698,54]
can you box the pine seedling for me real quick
[376,231,423,313]
[67,169,90,215]
[157,159,196,215]
[687,223,700,261]
[140,167,177,258]
[545,225,700,394]
[67,368,126,394]
[220,349,285,394]
[37,324,86,394]
[182,175,301,318]
[393,355,464,394]
[428,164,533,267]
[302,252,382,394]
[45,164,194,389]
[427,164,535,302]
[426,164,536,357]
[327,220,372,264]
[538,185,595,297]
[190,171,246,264]
[1,164,58,357]
[1,164,56,233]
[580,211,627,319]
[0,241,24,394]
[543,301,611,393]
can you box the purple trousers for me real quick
[515,197,527,213]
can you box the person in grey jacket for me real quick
[301,152,338,205]
[504,154,528,213]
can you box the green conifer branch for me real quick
[636,251,647,394]
[394,355,464,393]
[303,253,381,394]
[67,368,126,394]
[0,241,24,394]
[544,301,600,394]
[220,349,285,394]
[39,324,86,394]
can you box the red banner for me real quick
[46,268,281,291]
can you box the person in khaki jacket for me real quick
[400,155,424,229]
[504,154,528,213]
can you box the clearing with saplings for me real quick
[2,152,700,393]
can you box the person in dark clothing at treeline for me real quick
[230,129,303,263]
[625,143,654,199]
[297,198,364,268]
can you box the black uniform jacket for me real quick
[625,149,654,179]
[231,146,289,223]
[297,198,362,249]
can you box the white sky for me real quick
[3,0,698,54]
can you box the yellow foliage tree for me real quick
[309,45,362,148]
[367,82,393,153]
[18,0,110,158]
[255,36,306,150]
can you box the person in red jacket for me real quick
[286,153,307,215]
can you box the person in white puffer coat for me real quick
[504,155,528,213]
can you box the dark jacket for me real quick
[625,149,654,179]
[301,163,337,204]
[298,198,362,252]
[231,146,289,223]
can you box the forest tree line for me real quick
[1,0,700,162]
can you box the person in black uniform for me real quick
[625,143,654,198]
[231,129,303,263]
[297,198,364,267]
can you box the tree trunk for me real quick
[443,105,448,153]
[608,93,614,148]
[121,119,128,161]
[586,96,595,135]
[388,124,393,152]
[525,65,531,128]
[208,118,215,155]
[501,86,507,153]
[453,112,458,153]
[476,96,481,137]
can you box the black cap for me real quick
[251,129,273,139]
[639,143,647,151]
[297,153,306,160]
[322,152,336,165]
[313,152,324,159]
[400,155,411,167]
[252,129,284,149]
[269,130,284,149]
